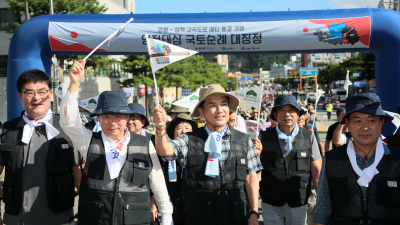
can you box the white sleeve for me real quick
[335,133,347,147]
[148,142,174,225]
[59,91,93,160]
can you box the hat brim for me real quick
[90,106,134,117]
[270,103,300,121]
[340,107,393,124]
[191,92,239,117]
[130,113,150,127]
[167,118,198,139]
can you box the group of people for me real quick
[0,59,399,225]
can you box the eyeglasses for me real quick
[23,89,50,98]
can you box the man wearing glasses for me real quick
[0,69,83,225]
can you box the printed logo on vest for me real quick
[138,162,145,168]
[301,152,307,157]
[61,144,69,149]
[241,159,245,164]
[388,181,397,187]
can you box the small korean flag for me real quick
[301,152,307,157]
[61,144,69,149]
[241,159,245,164]
[388,181,398,187]
[138,162,145,168]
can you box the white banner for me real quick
[172,91,200,114]
[48,17,371,53]
[229,87,263,109]
[54,83,67,99]
[146,37,198,73]
[78,96,99,113]
[384,110,400,128]
[245,120,266,139]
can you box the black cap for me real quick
[340,93,393,124]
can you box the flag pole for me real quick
[345,70,350,98]
[145,34,160,107]
[256,84,264,138]
[83,18,133,61]
[394,126,399,135]
[234,106,239,128]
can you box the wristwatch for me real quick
[249,210,260,218]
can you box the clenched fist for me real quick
[69,60,86,84]
[252,138,262,157]
[153,106,168,129]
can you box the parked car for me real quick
[336,88,347,103]
[323,94,340,109]
[299,93,306,101]
[292,91,299,99]
[306,93,317,104]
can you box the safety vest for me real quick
[183,127,249,225]
[259,127,312,207]
[326,104,333,112]
[326,144,400,223]
[0,115,76,215]
[78,132,152,225]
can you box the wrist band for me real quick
[156,131,167,138]
[156,126,166,130]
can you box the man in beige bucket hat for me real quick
[153,84,263,225]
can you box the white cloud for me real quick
[333,0,380,8]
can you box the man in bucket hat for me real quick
[60,60,173,225]
[314,93,400,225]
[128,103,151,138]
[258,95,322,225]
[153,84,263,225]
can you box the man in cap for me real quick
[60,61,173,225]
[249,109,259,121]
[258,95,322,225]
[128,103,152,138]
[0,69,82,225]
[153,84,263,225]
[314,93,400,225]
[169,105,190,121]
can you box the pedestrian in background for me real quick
[326,100,333,121]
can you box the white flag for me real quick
[146,37,198,73]
[384,110,400,128]
[229,87,263,109]
[78,96,99,113]
[172,91,200,114]
[108,18,133,46]
[54,83,67,99]
[344,70,352,91]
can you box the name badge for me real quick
[388,181,397,187]
[61,144,69,149]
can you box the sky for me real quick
[135,0,380,14]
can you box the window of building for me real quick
[0,9,17,29]
[0,56,8,77]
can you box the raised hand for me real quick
[69,60,86,84]
[153,106,168,129]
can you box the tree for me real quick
[4,0,113,73]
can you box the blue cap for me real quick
[340,93,393,124]
[90,91,134,117]
[128,103,150,127]
[270,95,299,121]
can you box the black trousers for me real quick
[327,111,331,120]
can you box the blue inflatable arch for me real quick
[7,8,400,135]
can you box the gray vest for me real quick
[0,115,77,215]
[183,127,249,225]
[78,131,152,225]
[259,127,312,207]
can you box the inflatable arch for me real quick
[7,8,400,135]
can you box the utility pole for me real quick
[49,0,54,14]
[24,0,30,20]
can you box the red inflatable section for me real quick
[49,36,106,52]
[309,16,371,46]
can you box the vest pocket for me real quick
[236,157,247,180]
[328,177,349,207]
[87,153,106,180]
[189,155,209,180]
[78,201,104,224]
[296,151,310,171]
[123,203,151,224]
[57,144,75,166]
[0,143,15,166]
[232,201,248,221]
[185,200,215,221]
[378,178,400,207]
[129,160,149,186]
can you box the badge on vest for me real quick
[138,162,145,168]
[388,181,398,187]
[241,159,245,164]
[61,144,69,149]
[301,152,307,157]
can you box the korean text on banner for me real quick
[78,96,99,113]
[229,86,263,109]
[245,120,266,139]
[146,36,198,73]
[172,91,199,114]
